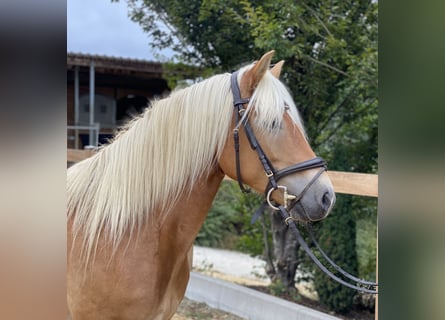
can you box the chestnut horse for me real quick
[67,51,335,319]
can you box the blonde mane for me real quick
[237,66,306,138]
[67,64,305,265]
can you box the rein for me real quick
[230,71,378,294]
[278,207,378,294]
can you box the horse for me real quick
[67,50,336,320]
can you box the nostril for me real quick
[322,192,331,208]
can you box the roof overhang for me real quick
[67,52,163,78]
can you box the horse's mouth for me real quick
[289,201,329,223]
[289,204,310,222]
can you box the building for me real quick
[67,52,170,149]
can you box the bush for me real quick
[195,180,266,256]
[355,199,377,281]
[195,181,241,248]
[313,194,358,313]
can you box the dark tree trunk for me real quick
[264,211,300,291]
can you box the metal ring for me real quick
[284,216,295,225]
[266,186,287,211]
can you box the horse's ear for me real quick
[270,60,284,79]
[245,50,275,89]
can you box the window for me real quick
[78,94,116,128]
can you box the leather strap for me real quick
[231,71,251,193]
[277,206,378,294]
[264,157,326,194]
[306,223,378,287]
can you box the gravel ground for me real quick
[173,297,245,320]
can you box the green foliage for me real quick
[313,194,358,313]
[195,180,240,248]
[119,0,378,158]
[196,180,268,256]
[312,132,377,313]
[269,279,301,301]
[236,231,263,256]
[356,211,377,280]
[234,191,266,256]
[161,62,214,90]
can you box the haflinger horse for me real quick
[67,50,336,320]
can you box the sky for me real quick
[67,0,172,61]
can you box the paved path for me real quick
[192,245,317,299]
[192,246,270,285]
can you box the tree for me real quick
[115,0,378,312]
[115,0,377,156]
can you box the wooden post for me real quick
[375,227,378,319]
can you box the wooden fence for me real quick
[67,149,378,197]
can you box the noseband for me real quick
[230,71,326,212]
[230,71,378,294]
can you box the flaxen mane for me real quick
[67,64,305,266]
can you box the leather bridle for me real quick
[230,71,378,294]
[231,71,327,212]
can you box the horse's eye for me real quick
[271,120,279,129]
[267,119,282,131]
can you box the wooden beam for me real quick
[66,149,378,198]
[223,171,378,197]
[327,171,378,197]
[67,149,96,163]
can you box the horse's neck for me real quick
[157,168,225,254]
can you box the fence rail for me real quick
[67,149,378,197]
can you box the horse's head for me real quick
[219,51,335,222]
